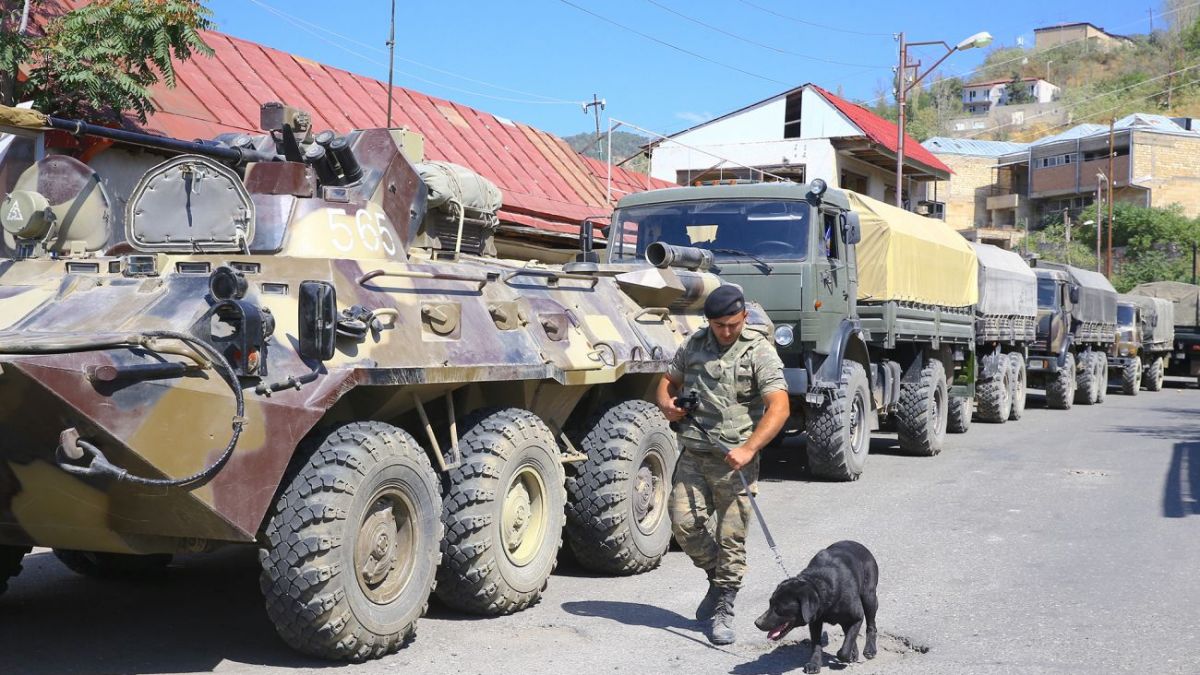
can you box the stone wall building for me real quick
[918,137,1031,248]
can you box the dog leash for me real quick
[681,407,791,578]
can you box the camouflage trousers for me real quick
[668,447,759,590]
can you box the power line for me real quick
[643,0,887,68]
[245,0,582,106]
[736,0,893,37]
[556,0,789,85]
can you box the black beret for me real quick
[704,285,746,319]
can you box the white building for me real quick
[962,78,1060,115]
[648,83,951,208]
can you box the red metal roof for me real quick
[806,85,952,176]
[33,1,674,236]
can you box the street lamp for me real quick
[895,30,993,208]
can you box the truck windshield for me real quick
[606,199,810,263]
[1117,305,1136,327]
[1037,278,1058,308]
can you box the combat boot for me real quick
[707,588,738,645]
[695,568,720,621]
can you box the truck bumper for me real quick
[1167,352,1200,377]
[783,367,809,397]
[1107,356,1135,369]
[1026,355,1059,373]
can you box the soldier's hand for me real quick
[725,445,755,471]
[658,396,685,422]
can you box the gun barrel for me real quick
[45,116,274,164]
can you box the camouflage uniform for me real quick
[667,325,785,590]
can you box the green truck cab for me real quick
[1108,294,1174,394]
[602,181,976,481]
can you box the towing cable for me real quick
[0,330,244,490]
[675,390,791,577]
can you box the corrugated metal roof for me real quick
[34,1,674,235]
[923,137,1030,157]
[808,85,953,176]
[1031,113,1200,147]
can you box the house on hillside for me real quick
[9,0,673,261]
[1033,22,1134,51]
[961,78,1060,116]
[646,83,951,209]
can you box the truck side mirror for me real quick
[841,212,862,246]
[1068,285,1080,304]
[298,280,337,361]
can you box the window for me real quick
[1037,153,1076,168]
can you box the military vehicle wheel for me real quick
[975,357,1011,423]
[0,545,30,596]
[1095,354,1109,404]
[897,358,948,457]
[1007,352,1027,421]
[566,400,677,574]
[1075,352,1099,405]
[259,421,441,662]
[437,408,565,614]
[805,361,871,481]
[1143,356,1165,391]
[1046,353,1075,410]
[1121,358,1140,396]
[54,550,172,578]
[947,397,972,434]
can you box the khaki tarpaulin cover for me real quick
[0,104,48,131]
[1129,280,1200,327]
[1119,294,1175,345]
[848,191,978,308]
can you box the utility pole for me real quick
[583,94,606,158]
[896,32,907,208]
[385,0,396,127]
[1107,118,1116,277]
[1095,173,1106,273]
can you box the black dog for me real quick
[754,540,879,674]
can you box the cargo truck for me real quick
[599,181,977,481]
[1108,294,1174,394]
[1129,281,1200,388]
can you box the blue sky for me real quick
[206,0,1166,138]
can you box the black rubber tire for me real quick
[54,550,172,578]
[1075,352,1099,405]
[947,397,972,434]
[1143,356,1165,392]
[566,400,678,575]
[1046,353,1076,410]
[975,355,1011,424]
[437,408,565,615]
[805,361,871,481]
[1121,358,1140,396]
[259,421,442,662]
[0,545,30,596]
[1095,353,1108,404]
[897,358,948,457]
[1008,352,1027,421]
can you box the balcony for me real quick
[986,193,1020,210]
[1030,156,1129,196]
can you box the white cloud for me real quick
[675,111,714,125]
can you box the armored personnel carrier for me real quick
[0,102,737,661]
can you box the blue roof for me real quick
[923,137,1030,157]
[1031,113,1200,147]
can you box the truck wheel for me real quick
[259,421,442,662]
[897,358,948,457]
[947,397,972,434]
[437,408,565,615]
[1095,354,1109,404]
[0,545,30,596]
[1075,352,1099,405]
[566,399,678,575]
[1143,357,1164,392]
[1121,359,1141,396]
[805,361,871,481]
[1046,353,1076,410]
[1007,352,1027,421]
[976,356,1011,424]
[55,550,172,578]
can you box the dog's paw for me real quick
[836,647,858,664]
[864,642,877,660]
[803,663,821,675]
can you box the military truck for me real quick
[1108,294,1175,394]
[1129,281,1200,388]
[1026,262,1117,408]
[597,181,978,481]
[0,103,738,661]
[959,243,1037,428]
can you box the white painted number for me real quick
[326,208,399,257]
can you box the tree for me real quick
[1025,222,1099,271]
[1004,73,1034,105]
[1,0,213,124]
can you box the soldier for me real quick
[656,285,789,645]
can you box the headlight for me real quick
[1119,347,1130,356]
[774,324,795,347]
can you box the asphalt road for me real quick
[3,379,1199,674]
